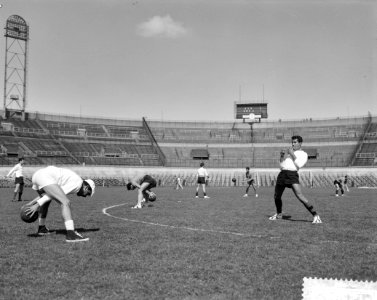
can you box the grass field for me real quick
[1,185,376,299]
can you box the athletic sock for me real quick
[39,218,46,226]
[275,198,282,214]
[306,205,317,216]
[64,220,74,231]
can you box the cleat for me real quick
[195,196,199,198]
[204,196,210,199]
[37,226,50,236]
[66,230,89,243]
[132,204,142,209]
[312,215,322,224]
[335,194,339,197]
[269,213,282,220]
[255,194,258,197]
[243,194,248,197]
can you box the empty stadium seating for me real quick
[0,111,376,167]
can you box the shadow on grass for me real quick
[27,228,100,238]
[266,215,312,223]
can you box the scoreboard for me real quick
[234,102,268,120]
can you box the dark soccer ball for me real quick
[232,178,236,183]
[148,192,157,202]
[20,205,38,223]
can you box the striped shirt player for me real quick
[6,157,25,202]
[269,136,322,224]
[23,166,95,242]
[195,162,210,199]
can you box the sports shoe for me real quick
[255,194,258,197]
[132,204,142,209]
[335,194,339,197]
[195,196,199,198]
[66,230,89,243]
[312,215,322,224]
[243,194,248,197]
[37,226,50,236]
[204,196,210,199]
[269,213,282,220]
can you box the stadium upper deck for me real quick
[0,110,376,168]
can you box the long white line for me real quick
[102,203,277,238]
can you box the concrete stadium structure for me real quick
[0,110,376,187]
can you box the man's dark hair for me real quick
[18,157,24,162]
[200,162,204,167]
[291,135,303,143]
[126,182,135,190]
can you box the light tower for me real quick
[3,15,29,120]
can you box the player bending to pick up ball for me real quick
[23,166,95,242]
[126,174,157,209]
[269,135,322,224]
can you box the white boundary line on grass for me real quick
[102,203,278,239]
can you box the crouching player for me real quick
[126,174,157,209]
[24,166,95,242]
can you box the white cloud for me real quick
[137,15,187,38]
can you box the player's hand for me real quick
[24,203,40,216]
[287,147,294,156]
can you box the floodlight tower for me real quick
[3,15,29,120]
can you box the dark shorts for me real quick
[276,170,299,187]
[15,177,24,185]
[247,179,254,185]
[142,175,156,189]
[197,177,206,184]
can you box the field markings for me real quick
[102,203,279,239]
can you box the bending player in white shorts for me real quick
[24,166,95,242]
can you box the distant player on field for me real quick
[6,157,25,202]
[243,167,258,197]
[269,135,322,224]
[126,174,157,209]
[23,166,95,242]
[343,175,350,192]
[175,176,183,190]
[333,179,344,197]
[195,162,210,199]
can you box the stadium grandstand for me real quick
[0,109,376,188]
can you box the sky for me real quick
[0,0,376,122]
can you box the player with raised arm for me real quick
[243,167,258,197]
[6,157,25,202]
[269,136,322,224]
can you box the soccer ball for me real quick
[20,205,38,223]
[148,192,157,202]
